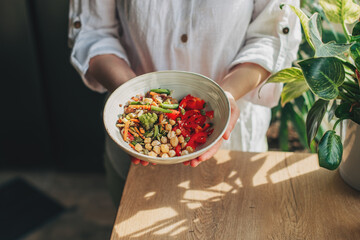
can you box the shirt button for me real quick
[73,21,82,29]
[181,34,188,43]
[282,27,290,34]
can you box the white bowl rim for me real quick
[103,70,231,164]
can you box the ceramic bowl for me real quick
[103,70,230,164]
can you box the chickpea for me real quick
[181,142,187,149]
[167,131,176,139]
[153,145,161,154]
[165,124,172,132]
[144,138,152,144]
[178,135,185,143]
[160,144,170,153]
[175,129,182,135]
[155,97,163,103]
[168,150,176,157]
[169,119,176,125]
[135,143,143,152]
[170,137,179,147]
[128,113,136,119]
[143,98,153,104]
[181,150,189,156]
[186,146,194,153]
[148,151,157,157]
[161,153,169,158]
[152,140,161,146]
[145,143,152,151]
[161,136,168,144]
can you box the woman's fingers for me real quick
[130,156,154,166]
[183,161,190,166]
[190,158,201,167]
[198,138,223,162]
[140,160,149,166]
[131,157,140,165]
[223,95,240,140]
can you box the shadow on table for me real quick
[112,151,360,240]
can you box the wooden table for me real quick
[111,151,360,240]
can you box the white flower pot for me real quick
[339,120,360,191]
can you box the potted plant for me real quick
[265,0,360,190]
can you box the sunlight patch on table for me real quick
[228,170,237,178]
[144,191,156,198]
[213,150,232,164]
[178,180,190,189]
[252,154,287,186]
[154,219,187,235]
[183,190,224,201]
[186,202,203,209]
[250,152,270,162]
[115,207,178,237]
[270,156,319,184]
[169,226,188,236]
[207,182,233,192]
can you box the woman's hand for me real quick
[183,63,270,167]
[182,92,240,167]
[130,156,156,166]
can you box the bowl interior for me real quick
[103,71,230,164]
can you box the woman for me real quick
[69,0,301,205]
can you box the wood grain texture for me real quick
[111,150,360,240]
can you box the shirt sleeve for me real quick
[68,0,129,93]
[229,0,302,108]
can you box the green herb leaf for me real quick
[319,0,360,24]
[299,57,345,100]
[306,99,329,146]
[353,22,360,37]
[318,130,343,170]
[150,88,171,95]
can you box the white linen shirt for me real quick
[69,0,301,165]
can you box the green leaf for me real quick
[335,102,352,118]
[285,104,308,150]
[316,41,352,57]
[355,57,360,71]
[308,13,352,57]
[351,35,360,43]
[328,100,338,122]
[308,13,323,49]
[306,99,329,146]
[281,80,309,107]
[318,130,343,170]
[350,43,360,60]
[298,57,345,100]
[266,67,304,84]
[265,68,309,106]
[279,108,289,151]
[319,0,360,24]
[335,102,360,124]
[282,4,314,50]
[353,22,360,36]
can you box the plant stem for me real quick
[333,119,342,130]
[341,21,351,42]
